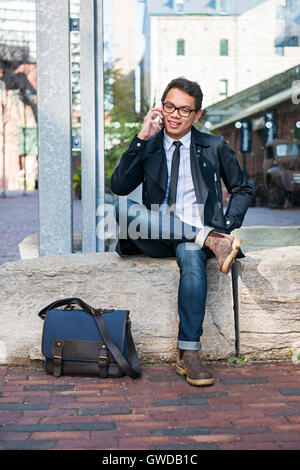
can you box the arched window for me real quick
[177,39,185,56]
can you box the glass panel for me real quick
[177,39,185,56]
[220,39,229,56]
[276,144,300,157]
[0,0,37,193]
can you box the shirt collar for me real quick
[163,129,191,151]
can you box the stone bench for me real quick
[18,226,300,259]
[0,245,299,366]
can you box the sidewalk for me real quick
[0,362,299,450]
[0,191,299,451]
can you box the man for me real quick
[111,77,253,387]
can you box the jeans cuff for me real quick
[177,340,201,351]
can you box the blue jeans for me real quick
[115,199,211,350]
[175,243,207,350]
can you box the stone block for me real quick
[0,247,299,366]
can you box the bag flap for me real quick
[42,308,128,359]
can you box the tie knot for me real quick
[173,141,182,149]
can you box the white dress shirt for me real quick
[162,130,204,228]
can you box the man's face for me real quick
[162,87,202,140]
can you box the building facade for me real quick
[141,0,300,109]
[204,64,300,206]
[0,0,36,59]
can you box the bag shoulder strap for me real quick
[94,314,142,379]
[38,297,142,379]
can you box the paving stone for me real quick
[151,426,210,436]
[1,423,57,432]
[279,388,300,396]
[155,442,219,450]
[220,377,269,385]
[24,384,75,391]
[78,407,133,416]
[57,422,116,431]
[0,440,56,450]
[178,391,229,399]
[0,402,50,410]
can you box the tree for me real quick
[0,44,37,122]
[103,60,143,192]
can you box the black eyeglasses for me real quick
[162,102,196,118]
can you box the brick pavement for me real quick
[0,191,300,451]
[0,362,299,450]
[0,191,38,265]
[0,191,81,265]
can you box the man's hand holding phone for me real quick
[137,108,164,141]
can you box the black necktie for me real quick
[167,141,182,212]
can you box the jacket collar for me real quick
[191,126,211,148]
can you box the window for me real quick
[276,144,299,157]
[275,46,285,56]
[219,79,228,97]
[177,39,185,56]
[276,5,286,20]
[295,122,300,140]
[220,39,229,56]
[174,0,185,13]
[216,0,232,13]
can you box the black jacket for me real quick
[111,126,253,256]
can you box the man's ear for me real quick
[193,109,203,124]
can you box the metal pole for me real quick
[231,261,240,357]
[80,0,105,253]
[80,0,97,252]
[23,104,27,196]
[36,0,73,256]
[0,84,6,198]
[95,0,105,252]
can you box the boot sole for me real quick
[176,365,214,386]
[221,238,242,275]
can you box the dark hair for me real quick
[161,77,203,111]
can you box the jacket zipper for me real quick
[214,172,222,209]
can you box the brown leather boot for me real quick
[176,350,214,386]
[204,231,242,274]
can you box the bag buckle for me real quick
[98,355,108,362]
[98,344,108,362]
[64,304,75,311]
[91,307,114,315]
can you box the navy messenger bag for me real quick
[38,297,142,379]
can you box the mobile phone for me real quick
[154,115,163,125]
